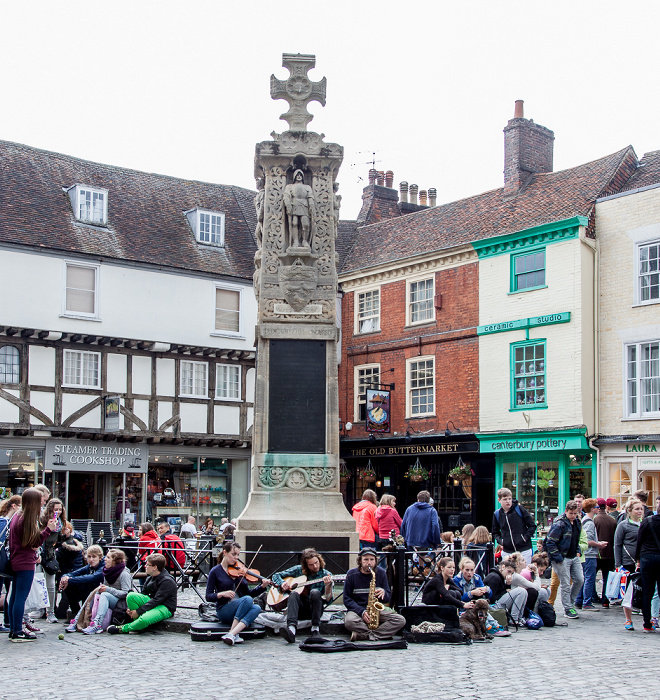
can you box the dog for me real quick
[459,599,491,640]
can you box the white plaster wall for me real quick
[106,353,127,394]
[157,359,175,396]
[479,237,593,432]
[157,401,173,430]
[131,356,152,395]
[62,393,97,424]
[246,367,255,402]
[180,402,208,433]
[28,346,55,386]
[0,390,20,423]
[247,407,254,433]
[0,250,257,349]
[30,391,55,424]
[214,404,240,435]
[132,399,150,429]
[596,187,660,435]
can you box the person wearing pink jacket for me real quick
[375,494,402,539]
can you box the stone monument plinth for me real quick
[237,54,358,569]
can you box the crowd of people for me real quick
[2,483,660,644]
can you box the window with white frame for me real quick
[64,263,98,316]
[186,208,225,246]
[511,340,547,409]
[408,278,434,325]
[180,360,208,398]
[69,185,108,225]
[638,241,660,303]
[356,289,380,334]
[354,364,380,421]
[216,364,240,400]
[0,345,20,383]
[63,350,100,388]
[215,287,241,334]
[407,357,435,416]
[626,340,660,417]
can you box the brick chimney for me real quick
[357,168,401,225]
[503,100,554,196]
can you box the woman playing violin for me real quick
[205,541,271,646]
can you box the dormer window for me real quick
[185,208,225,246]
[68,185,108,225]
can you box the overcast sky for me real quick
[2,1,659,219]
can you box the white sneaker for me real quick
[47,613,59,624]
[221,633,235,646]
[233,635,244,644]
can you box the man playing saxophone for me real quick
[342,548,406,641]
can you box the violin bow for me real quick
[235,544,263,590]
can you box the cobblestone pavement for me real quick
[4,606,658,700]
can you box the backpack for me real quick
[161,533,186,568]
[494,504,524,522]
[536,600,556,627]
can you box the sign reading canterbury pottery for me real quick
[479,431,588,453]
[46,439,148,473]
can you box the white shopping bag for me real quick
[605,568,626,600]
[25,572,49,610]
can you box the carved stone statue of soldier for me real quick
[283,169,315,250]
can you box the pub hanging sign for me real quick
[366,388,390,434]
[104,396,121,432]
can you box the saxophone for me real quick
[366,567,385,630]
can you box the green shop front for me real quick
[478,428,595,534]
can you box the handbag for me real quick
[605,568,625,600]
[42,555,60,575]
[25,572,50,611]
[0,515,13,577]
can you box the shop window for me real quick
[407,356,434,417]
[180,360,208,398]
[502,460,559,531]
[511,340,546,409]
[511,248,545,292]
[0,449,43,498]
[0,345,20,383]
[637,240,660,304]
[608,462,633,502]
[407,277,434,325]
[214,286,241,335]
[64,262,98,317]
[568,454,593,499]
[354,364,380,422]
[625,341,660,417]
[63,349,101,388]
[356,289,380,334]
[216,364,240,400]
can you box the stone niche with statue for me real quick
[238,53,358,565]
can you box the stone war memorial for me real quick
[238,54,358,566]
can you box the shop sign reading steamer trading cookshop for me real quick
[45,439,148,474]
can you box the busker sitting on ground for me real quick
[422,557,476,612]
[271,547,333,643]
[58,545,105,619]
[107,553,177,634]
[484,558,528,626]
[342,548,406,641]
[66,548,131,634]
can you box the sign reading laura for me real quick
[46,439,148,473]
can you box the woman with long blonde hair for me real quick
[7,488,57,641]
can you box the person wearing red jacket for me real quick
[137,523,161,562]
[375,494,402,538]
[352,489,378,549]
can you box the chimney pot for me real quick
[419,190,428,206]
[409,183,418,205]
[376,171,385,186]
[428,188,437,207]
[368,169,377,184]
[514,99,524,118]
[399,181,409,203]
[385,170,394,188]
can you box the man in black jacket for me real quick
[107,554,177,634]
[491,488,536,565]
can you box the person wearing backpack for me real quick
[0,495,22,633]
[491,488,536,565]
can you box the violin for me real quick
[226,561,268,585]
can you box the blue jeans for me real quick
[8,569,35,634]
[577,558,597,606]
[216,596,261,628]
[93,592,119,625]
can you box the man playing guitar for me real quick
[270,548,333,643]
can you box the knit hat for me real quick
[605,498,618,508]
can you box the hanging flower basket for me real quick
[339,460,350,481]
[404,457,429,482]
[448,456,474,482]
[359,459,377,482]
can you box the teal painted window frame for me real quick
[510,247,546,292]
[510,338,547,411]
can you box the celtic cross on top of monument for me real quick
[270,53,327,132]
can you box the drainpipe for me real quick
[591,233,601,495]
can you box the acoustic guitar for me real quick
[267,574,346,612]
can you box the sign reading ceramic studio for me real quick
[46,439,148,474]
[478,312,571,336]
